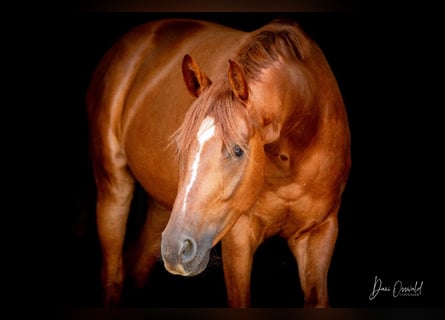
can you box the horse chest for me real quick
[252,177,327,240]
[250,182,296,234]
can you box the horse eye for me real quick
[233,145,244,158]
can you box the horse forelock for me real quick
[171,81,249,161]
[235,19,312,80]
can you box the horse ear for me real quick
[228,60,249,103]
[182,54,212,97]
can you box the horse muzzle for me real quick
[160,232,212,276]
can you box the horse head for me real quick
[161,51,303,275]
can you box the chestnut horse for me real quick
[87,18,351,308]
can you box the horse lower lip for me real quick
[163,263,191,276]
[163,247,210,277]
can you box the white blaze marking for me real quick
[182,116,215,212]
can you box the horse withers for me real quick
[86,18,351,307]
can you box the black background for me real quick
[54,8,444,313]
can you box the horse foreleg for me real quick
[95,171,134,307]
[221,215,261,307]
[127,201,170,288]
[287,212,338,308]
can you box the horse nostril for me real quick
[180,238,197,264]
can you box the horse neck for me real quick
[280,56,347,154]
[271,60,321,151]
